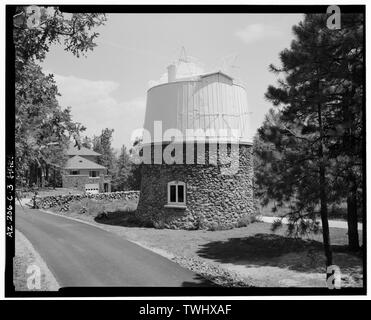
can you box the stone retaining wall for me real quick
[37,191,140,209]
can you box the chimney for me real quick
[167,64,176,82]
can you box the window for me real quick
[71,170,80,175]
[89,170,97,177]
[167,181,186,206]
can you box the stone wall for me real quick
[37,191,140,209]
[136,142,254,230]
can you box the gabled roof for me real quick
[64,155,106,170]
[66,143,102,156]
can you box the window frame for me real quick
[89,170,98,177]
[167,181,186,206]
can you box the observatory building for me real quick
[136,58,254,230]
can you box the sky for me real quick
[41,13,304,150]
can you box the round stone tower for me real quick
[135,59,254,230]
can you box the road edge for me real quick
[33,208,249,286]
[14,229,60,291]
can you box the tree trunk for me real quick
[319,164,333,266]
[30,163,38,187]
[39,166,43,188]
[53,168,56,189]
[318,101,333,267]
[342,87,360,251]
[45,165,49,185]
[347,182,359,251]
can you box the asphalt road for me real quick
[15,206,210,287]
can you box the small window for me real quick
[170,185,176,202]
[178,185,184,203]
[167,181,186,205]
[90,170,97,177]
[71,170,80,175]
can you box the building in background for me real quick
[62,144,111,193]
[136,56,254,230]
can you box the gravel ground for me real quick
[14,230,60,291]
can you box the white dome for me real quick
[143,67,251,145]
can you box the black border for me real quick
[0,300,369,317]
[5,4,366,298]
[5,4,16,297]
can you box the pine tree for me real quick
[255,13,364,267]
[324,14,364,250]
[112,145,132,191]
[93,128,116,175]
[81,136,93,149]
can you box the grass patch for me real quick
[50,197,138,217]
[236,214,259,228]
[48,196,152,228]
[257,200,362,221]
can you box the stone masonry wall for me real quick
[37,191,140,209]
[136,142,254,230]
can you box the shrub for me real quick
[236,214,259,228]
[153,220,166,229]
[208,222,221,231]
[96,212,108,220]
[236,216,250,228]
[79,206,87,214]
[126,215,154,228]
[249,214,260,224]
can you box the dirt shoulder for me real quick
[14,230,60,291]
